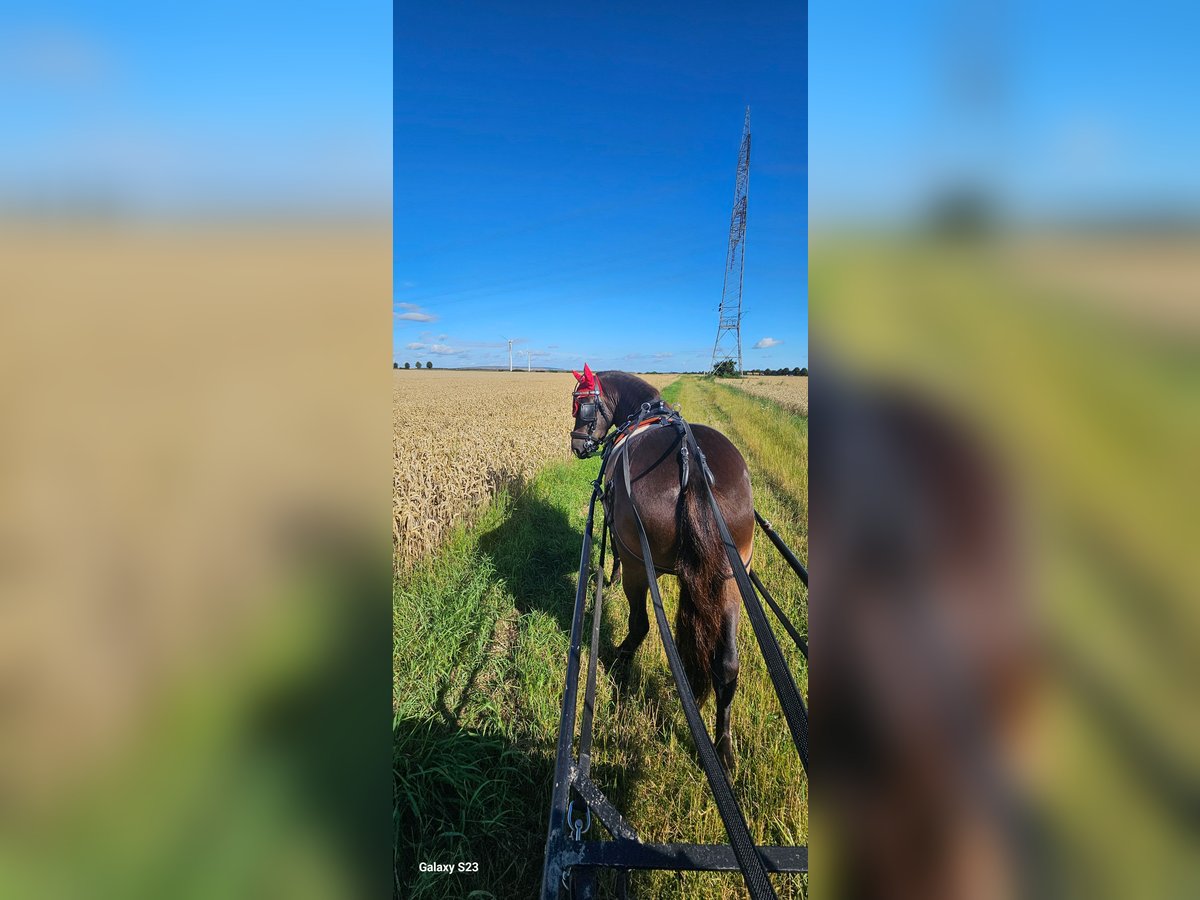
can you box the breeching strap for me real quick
[621,446,779,900]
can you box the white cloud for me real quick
[653,351,674,360]
[406,342,425,350]
[753,337,783,349]
[394,302,437,322]
[428,343,462,355]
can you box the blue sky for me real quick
[809,2,1200,225]
[394,3,807,371]
[1,2,390,215]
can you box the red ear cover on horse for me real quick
[573,364,595,391]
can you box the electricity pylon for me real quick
[711,107,751,375]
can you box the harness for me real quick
[611,414,665,449]
[590,402,708,574]
[594,401,713,492]
[542,393,810,900]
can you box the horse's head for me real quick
[569,364,611,458]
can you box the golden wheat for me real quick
[727,375,808,415]
[393,370,676,568]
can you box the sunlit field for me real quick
[727,374,809,416]
[393,371,576,569]
[393,370,676,570]
[394,374,808,898]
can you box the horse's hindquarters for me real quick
[607,424,754,574]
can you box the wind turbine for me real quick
[523,349,532,372]
[506,338,514,372]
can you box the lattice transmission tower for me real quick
[711,107,751,374]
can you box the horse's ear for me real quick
[583,363,594,382]
[572,370,583,383]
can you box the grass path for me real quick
[395,377,808,898]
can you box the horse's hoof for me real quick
[609,649,634,684]
[716,737,736,776]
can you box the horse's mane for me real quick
[597,370,660,403]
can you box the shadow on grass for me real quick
[612,625,725,780]
[396,485,584,898]
[394,716,549,899]
[396,473,727,896]
[477,484,682,851]
[478,486,587,634]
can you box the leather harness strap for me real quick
[601,410,675,574]
[611,416,664,448]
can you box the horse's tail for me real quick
[675,455,729,707]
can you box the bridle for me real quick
[570,380,608,457]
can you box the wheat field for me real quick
[728,375,809,415]
[393,370,677,568]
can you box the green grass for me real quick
[395,378,808,898]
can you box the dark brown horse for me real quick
[569,367,754,771]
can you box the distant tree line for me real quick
[394,361,434,369]
[746,367,807,376]
[710,359,809,378]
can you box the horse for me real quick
[568,366,755,772]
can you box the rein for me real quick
[570,426,617,453]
